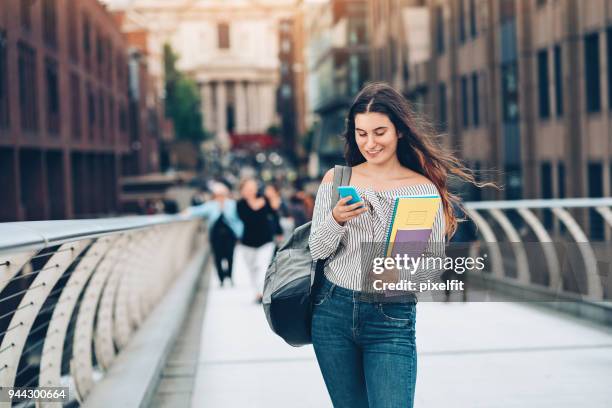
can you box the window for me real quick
[461,76,469,127]
[119,103,127,133]
[469,0,477,38]
[96,33,103,76]
[87,84,95,136]
[537,49,550,119]
[472,72,480,127]
[45,58,60,134]
[438,83,447,131]
[107,40,113,83]
[501,62,519,123]
[587,162,604,239]
[607,28,612,112]
[557,162,565,198]
[540,162,553,228]
[70,73,81,139]
[554,44,563,116]
[0,30,8,129]
[83,14,91,68]
[584,32,601,113]
[109,96,115,140]
[18,42,38,132]
[218,23,230,49]
[435,6,445,54]
[458,0,466,44]
[43,0,58,48]
[98,91,105,136]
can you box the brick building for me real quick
[369,0,612,239]
[0,0,160,221]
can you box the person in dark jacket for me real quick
[237,178,277,303]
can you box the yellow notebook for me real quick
[384,195,441,257]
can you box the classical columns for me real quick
[235,81,248,133]
[215,81,229,147]
[201,82,214,133]
[247,82,261,133]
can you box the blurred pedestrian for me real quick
[238,178,276,304]
[296,190,315,221]
[184,182,243,287]
[264,184,287,246]
[287,192,308,229]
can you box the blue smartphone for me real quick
[338,186,364,206]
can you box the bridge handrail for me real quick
[463,197,611,302]
[0,215,203,405]
[0,214,193,254]
[465,197,612,210]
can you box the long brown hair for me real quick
[343,82,487,238]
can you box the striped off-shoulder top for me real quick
[308,180,446,292]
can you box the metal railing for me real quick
[0,215,201,405]
[0,197,610,404]
[464,197,612,301]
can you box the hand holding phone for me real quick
[333,186,367,225]
[338,186,363,206]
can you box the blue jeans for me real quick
[311,276,417,408]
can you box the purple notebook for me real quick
[389,228,432,258]
[384,228,432,297]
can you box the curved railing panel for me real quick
[0,215,201,406]
[38,236,116,389]
[72,233,129,401]
[0,240,90,388]
[465,198,611,300]
[488,208,530,284]
[515,208,561,290]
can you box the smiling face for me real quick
[354,111,399,164]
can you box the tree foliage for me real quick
[163,44,206,144]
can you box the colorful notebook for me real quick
[384,195,441,258]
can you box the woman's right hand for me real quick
[332,196,368,225]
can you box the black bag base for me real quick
[268,275,313,347]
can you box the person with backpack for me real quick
[184,182,243,287]
[307,83,482,408]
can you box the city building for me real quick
[305,0,369,176]
[278,15,304,163]
[369,0,612,238]
[113,10,165,176]
[104,0,298,150]
[0,0,160,221]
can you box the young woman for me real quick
[308,82,477,408]
[237,178,278,303]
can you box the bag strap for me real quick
[331,165,352,202]
[312,164,352,288]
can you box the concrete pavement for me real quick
[190,246,612,407]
